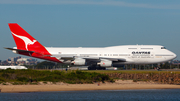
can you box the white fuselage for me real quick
[8,23,177,67]
[45,45,176,65]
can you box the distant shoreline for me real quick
[1,80,180,93]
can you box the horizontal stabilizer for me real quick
[4,47,35,53]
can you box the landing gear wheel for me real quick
[88,65,106,70]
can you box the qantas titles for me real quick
[132,51,151,54]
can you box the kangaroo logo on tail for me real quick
[11,32,37,51]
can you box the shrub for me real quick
[1,73,10,79]
[0,69,113,84]
[12,82,25,85]
[17,77,29,82]
[0,77,6,82]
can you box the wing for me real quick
[51,54,126,63]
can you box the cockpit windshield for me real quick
[161,47,166,49]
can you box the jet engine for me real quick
[72,58,86,65]
[97,60,112,67]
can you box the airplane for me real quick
[5,23,177,70]
[0,66,27,70]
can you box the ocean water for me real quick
[0,89,180,101]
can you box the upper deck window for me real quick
[128,48,137,49]
[161,47,166,49]
[141,48,153,50]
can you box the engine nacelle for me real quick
[98,60,112,67]
[72,58,86,65]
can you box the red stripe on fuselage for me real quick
[17,51,62,63]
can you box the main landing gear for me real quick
[88,65,106,70]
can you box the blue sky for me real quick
[0,0,180,60]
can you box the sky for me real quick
[0,0,180,61]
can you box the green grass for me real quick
[0,69,178,85]
[12,82,27,85]
[30,82,38,85]
[133,79,149,82]
[2,82,7,85]
[0,69,112,84]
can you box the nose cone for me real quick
[164,50,177,61]
[170,51,177,60]
[173,53,177,59]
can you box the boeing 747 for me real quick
[5,23,177,70]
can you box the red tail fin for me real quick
[8,23,49,55]
[8,23,62,63]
